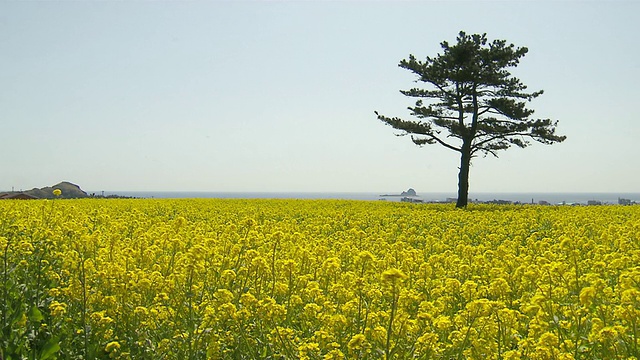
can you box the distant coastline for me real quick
[380,188,418,197]
[3,181,638,205]
[92,191,640,205]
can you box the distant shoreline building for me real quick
[618,197,636,205]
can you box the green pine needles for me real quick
[375,31,566,208]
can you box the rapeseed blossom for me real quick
[381,268,407,283]
[0,199,639,359]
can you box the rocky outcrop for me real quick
[1,181,89,199]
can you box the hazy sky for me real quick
[2,1,638,193]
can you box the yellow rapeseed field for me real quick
[1,199,638,359]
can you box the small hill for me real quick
[401,188,417,197]
[380,188,418,197]
[23,181,89,199]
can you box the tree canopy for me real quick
[375,31,566,207]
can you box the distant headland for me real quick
[380,188,418,197]
[0,182,132,199]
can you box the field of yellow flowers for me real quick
[1,198,638,359]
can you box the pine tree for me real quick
[375,31,566,207]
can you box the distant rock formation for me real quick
[400,188,417,196]
[1,181,89,199]
[380,188,418,197]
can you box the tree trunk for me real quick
[456,147,472,208]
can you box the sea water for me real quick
[94,191,640,205]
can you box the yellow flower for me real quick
[418,332,439,348]
[2,197,640,359]
[323,349,345,360]
[347,334,368,354]
[381,268,408,283]
[434,315,452,331]
[105,341,121,353]
[134,306,148,318]
[579,286,597,306]
[538,332,559,348]
[597,326,619,343]
[297,342,320,359]
[53,189,62,196]
[49,301,67,317]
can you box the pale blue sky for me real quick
[1,1,638,193]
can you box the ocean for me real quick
[95,191,640,205]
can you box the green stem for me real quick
[272,324,295,359]
[270,241,278,297]
[1,237,10,337]
[385,284,398,360]
[79,257,88,359]
[187,267,195,360]
[456,316,477,360]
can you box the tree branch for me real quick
[471,130,554,152]
[412,134,461,152]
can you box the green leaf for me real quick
[40,338,61,360]
[28,306,44,322]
